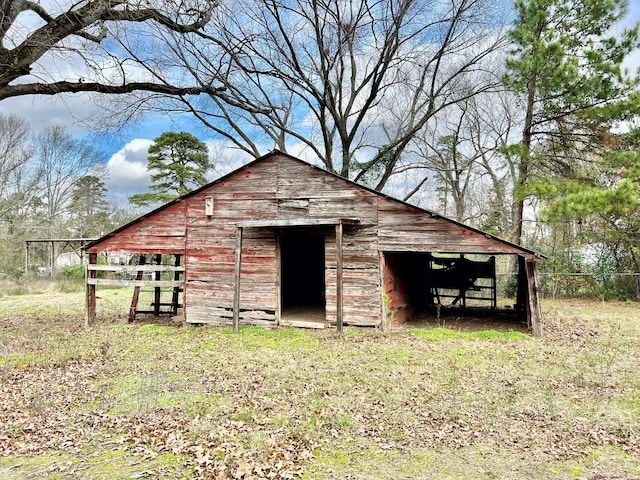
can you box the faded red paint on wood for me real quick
[87,152,540,329]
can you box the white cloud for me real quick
[2,95,99,136]
[205,140,254,178]
[105,138,153,203]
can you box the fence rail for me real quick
[86,264,184,288]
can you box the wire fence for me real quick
[496,272,640,301]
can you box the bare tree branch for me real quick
[1,80,225,99]
[141,0,510,189]
[0,0,218,100]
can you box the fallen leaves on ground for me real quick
[1,299,640,479]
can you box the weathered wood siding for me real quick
[179,155,384,327]
[86,202,187,254]
[325,225,380,327]
[184,160,279,325]
[87,151,539,329]
[377,198,526,255]
[278,159,381,327]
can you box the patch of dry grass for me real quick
[1,287,639,479]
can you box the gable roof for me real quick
[85,150,542,258]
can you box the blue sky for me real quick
[2,2,640,206]
[1,93,228,204]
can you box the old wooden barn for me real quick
[85,151,543,335]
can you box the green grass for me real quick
[1,286,639,478]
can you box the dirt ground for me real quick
[407,305,529,333]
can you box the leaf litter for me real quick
[0,298,639,478]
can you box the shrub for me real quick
[503,275,518,298]
[61,265,86,279]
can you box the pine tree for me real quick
[503,0,639,245]
[129,132,211,208]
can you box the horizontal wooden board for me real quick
[308,197,378,222]
[89,278,183,287]
[280,319,326,329]
[186,308,277,326]
[88,265,185,273]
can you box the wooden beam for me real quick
[153,254,162,316]
[50,240,55,278]
[336,223,344,335]
[379,251,388,333]
[86,252,97,327]
[525,258,543,337]
[171,255,182,315]
[233,217,360,228]
[232,226,243,333]
[129,255,146,323]
[87,278,183,287]
[88,264,185,272]
[275,232,282,327]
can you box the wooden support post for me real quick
[86,252,97,327]
[275,233,281,327]
[129,255,146,323]
[379,251,388,333]
[336,222,344,335]
[525,258,543,337]
[233,226,243,334]
[50,240,55,278]
[25,242,29,278]
[171,254,182,315]
[153,253,162,316]
[490,256,497,309]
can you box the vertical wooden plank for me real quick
[86,252,97,327]
[171,254,182,315]
[233,226,243,333]
[153,253,162,316]
[275,231,281,327]
[526,258,543,337]
[50,240,55,278]
[336,223,344,335]
[490,256,497,309]
[25,242,29,278]
[379,251,388,333]
[129,255,146,323]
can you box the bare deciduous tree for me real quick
[31,125,106,233]
[391,89,521,233]
[132,0,510,190]
[0,113,31,199]
[0,0,221,101]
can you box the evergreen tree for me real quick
[68,175,112,238]
[129,132,211,208]
[536,123,640,272]
[503,0,639,245]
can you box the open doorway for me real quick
[382,251,527,331]
[280,229,326,324]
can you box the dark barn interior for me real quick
[280,229,326,316]
[382,251,525,329]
